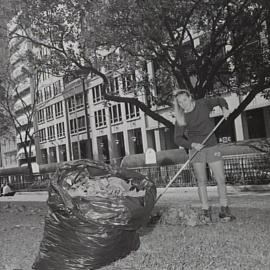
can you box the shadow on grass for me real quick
[139,205,164,236]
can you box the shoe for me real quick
[219,206,236,222]
[200,207,212,224]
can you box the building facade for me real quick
[34,61,270,166]
[2,8,270,169]
[35,74,67,165]
[1,19,36,168]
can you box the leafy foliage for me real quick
[9,0,270,127]
[0,61,41,176]
[95,0,270,119]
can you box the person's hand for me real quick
[191,143,204,151]
[222,107,231,120]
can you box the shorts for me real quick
[189,145,223,164]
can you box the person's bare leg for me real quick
[192,162,209,209]
[208,160,228,207]
[209,160,236,221]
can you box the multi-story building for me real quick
[3,18,36,167]
[34,59,270,166]
[0,135,17,168]
[63,78,92,161]
[3,7,270,168]
[0,0,17,168]
[34,71,67,165]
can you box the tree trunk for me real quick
[24,147,34,182]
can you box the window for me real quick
[55,101,63,117]
[122,71,136,92]
[36,90,43,104]
[41,148,48,164]
[108,77,119,94]
[69,116,87,134]
[39,46,49,58]
[77,116,86,132]
[70,118,78,134]
[41,71,49,82]
[56,122,65,138]
[109,104,122,124]
[39,128,46,143]
[76,93,84,109]
[37,109,45,124]
[94,109,106,128]
[67,96,76,112]
[44,85,52,100]
[125,103,140,120]
[92,84,104,103]
[46,105,54,121]
[47,125,55,140]
[49,146,57,163]
[59,144,67,162]
[72,142,80,160]
[53,80,61,96]
[246,108,266,139]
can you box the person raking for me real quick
[173,89,236,223]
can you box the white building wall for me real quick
[36,80,69,164]
[31,66,270,166]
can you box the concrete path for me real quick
[0,184,270,203]
[0,191,48,202]
[156,185,270,210]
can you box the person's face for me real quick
[176,93,192,111]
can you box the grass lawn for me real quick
[1,193,270,270]
[101,206,270,270]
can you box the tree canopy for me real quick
[0,62,40,176]
[9,0,270,127]
[97,0,270,119]
[10,0,173,127]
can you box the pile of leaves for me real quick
[63,170,146,198]
[159,205,212,227]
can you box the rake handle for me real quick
[155,116,225,204]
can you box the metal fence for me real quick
[132,153,270,187]
[0,173,51,192]
[0,153,269,192]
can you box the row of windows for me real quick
[70,115,88,134]
[41,144,67,163]
[38,101,139,132]
[94,103,140,128]
[37,94,140,135]
[92,72,136,104]
[40,116,88,138]
[36,80,62,104]
[39,116,88,141]
[67,92,87,113]
[37,101,63,123]
[39,122,65,142]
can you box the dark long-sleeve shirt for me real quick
[174,98,228,149]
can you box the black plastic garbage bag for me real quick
[32,159,156,270]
